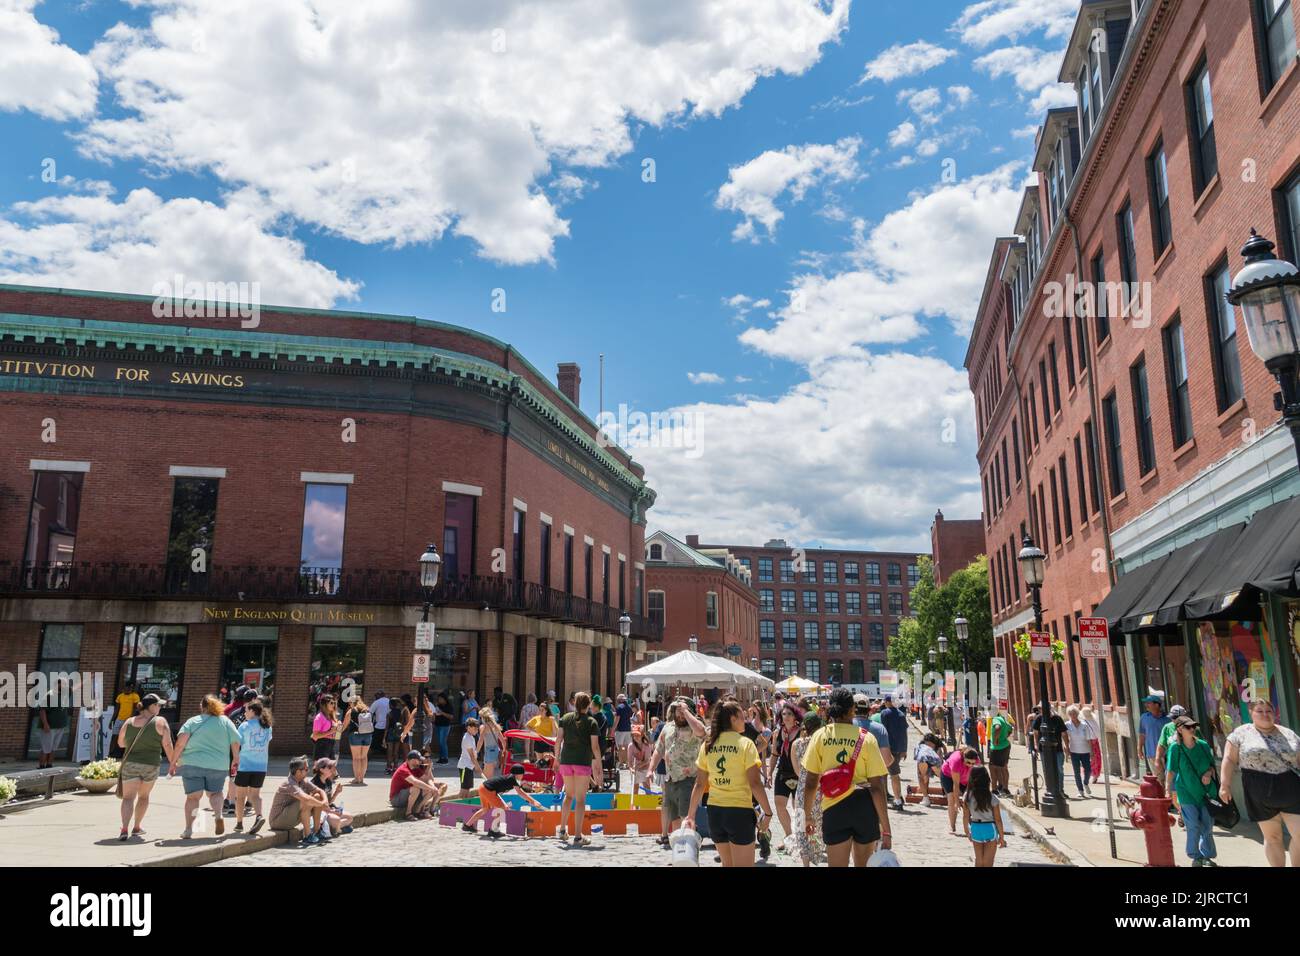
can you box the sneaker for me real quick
[316,829,332,842]
[487,830,504,839]
[249,816,266,835]
[340,825,354,834]
[180,829,193,840]
[301,833,321,846]
[1085,786,1094,797]
[233,822,243,833]
[921,797,932,808]
[1191,858,1204,867]
[118,828,128,842]
[461,823,476,833]
[1203,859,1218,867]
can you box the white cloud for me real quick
[947,85,975,107]
[76,0,851,265]
[0,188,359,307]
[916,138,941,157]
[0,0,97,120]
[888,121,918,149]
[952,0,1080,48]
[716,138,861,242]
[723,293,773,322]
[898,87,943,123]
[862,40,957,83]
[974,45,1074,114]
[1012,124,1039,139]
[687,371,725,385]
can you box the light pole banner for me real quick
[990,657,1008,710]
[880,670,898,692]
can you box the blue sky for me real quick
[0,0,1084,551]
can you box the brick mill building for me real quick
[642,530,759,664]
[686,536,924,688]
[0,283,660,759]
[929,510,985,586]
[966,0,1300,771]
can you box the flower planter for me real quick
[75,777,117,794]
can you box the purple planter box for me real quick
[436,798,528,836]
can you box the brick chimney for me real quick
[686,534,700,548]
[557,363,581,406]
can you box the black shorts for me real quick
[1242,768,1300,821]
[774,776,797,799]
[459,768,474,790]
[821,788,880,847]
[940,772,956,794]
[988,747,1010,768]
[233,770,266,788]
[706,805,756,846]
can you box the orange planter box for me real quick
[525,808,663,837]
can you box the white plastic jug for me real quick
[669,825,701,866]
[591,824,605,845]
[626,823,639,837]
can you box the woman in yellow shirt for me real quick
[685,700,774,867]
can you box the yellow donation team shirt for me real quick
[695,731,760,808]
[802,722,888,810]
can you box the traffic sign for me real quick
[1029,631,1052,663]
[415,621,436,650]
[412,653,430,683]
[1078,617,1109,659]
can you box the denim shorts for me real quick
[179,765,227,795]
[350,733,373,747]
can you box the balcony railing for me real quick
[0,562,662,642]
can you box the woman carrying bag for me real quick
[115,693,176,841]
[1163,715,1219,867]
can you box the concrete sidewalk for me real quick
[0,755,466,867]
[907,718,1271,867]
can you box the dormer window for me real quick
[649,543,663,561]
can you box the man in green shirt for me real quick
[987,711,1013,796]
[1154,704,1187,778]
[1164,716,1218,867]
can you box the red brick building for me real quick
[643,531,758,663]
[0,283,660,758]
[687,536,924,688]
[966,0,1300,767]
[929,510,985,586]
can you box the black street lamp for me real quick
[954,615,973,753]
[1228,229,1300,466]
[413,543,441,752]
[618,610,632,699]
[937,632,955,747]
[1018,533,1068,818]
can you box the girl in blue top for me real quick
[478,709,505,779]
[234,701,273,833]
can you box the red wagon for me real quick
[503,728,558,790]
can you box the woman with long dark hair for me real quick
[384,696,410,774]
[766,702,803,839]
[433,692,455,764]
[234,700,273,833]
[685,700,773,867]
[962,765,1006,866]
[311,694,342,761]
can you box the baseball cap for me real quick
[616,693,626,703]
[592,694,603,705]
[853,693,870,707]
[1174,715,1199,730]
[1168,704,1187,719]
[405,750,423,763]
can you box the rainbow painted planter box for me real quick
[437,794,662,837]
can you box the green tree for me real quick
[888,555,992,676]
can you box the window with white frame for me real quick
[705,591,718,629]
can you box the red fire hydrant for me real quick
[1123,774,1176,867]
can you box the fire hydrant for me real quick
[1121,774,1176,867]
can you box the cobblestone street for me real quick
[208,794,1058,868]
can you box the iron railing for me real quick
[0,561,662,641]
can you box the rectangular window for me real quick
[223,625,279,709]
[760,620,775,648]
[846,591,861,615]
[1059,454,1073,539]
[758,557,773,581]
[635,568,644,616]
[441,491,474,580]
[1259,0,1297,90]
[1012,418,1022,481]
[539,522,552,590]
[1078,64,1093,142]
[866,562,881,586]
[844,562,859,584]
[782,622,798,650]
[824,591,840,614]
[907,564,920,587]
[1103,391,1126,496]
[512,509,525,582]
[869,623,885,652]
[165,476,218,590]
[782,659,797,678]
[780,589,796,613]
[1285,170,1300,263]
[848,623,863,651]
[1038,484,1049,549]
[806,659,821,683]
[119,625,187,726]
[826,622,841,651]
[1147,140,1172,256]
[1208,261,1245,410]
[1092,250,1110,343]
[563,532,574,594]
[1117,200,1138,289]
[761,659,777,678]
[1076,303,1090,373]
[648,591,665,628]
[823,562,839,584]
[301,483,347,591]
[705,592,718,629]
[1074,434,1089,526]
[618,557,626,609]
[803,560,818,583]
[779,558,795,582]
[1163,318,1194,448]
[309,626,365,718]
[804,622,820,650]
[849,660,865,684]
[1062,316,1076,390]
[1187,60,1219,194]
[888,593,902,616]
[1085,420,1102,515]
[1050,466,1063,547]
[1132,357,1156,476]
[1039,361,1051,429]
[602,550,610,605]
[887,563,901,587]
[866,592,880,615]
[584,542,594,598]
[760,589,775,612]
[1048,341,1062,412]
[802,590,818,613]
[26,623,83,759]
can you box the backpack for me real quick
[356,710,374,734]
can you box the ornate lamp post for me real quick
[413,543,440,752]
[1227,229,1300,465]
[937,632,955,747]
[954,615,972,753]
[618,610,632,700]
[1018,533,1067,818]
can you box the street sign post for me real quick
[412,653,430,683]
[1029,631,1052,663]
[990,657,1008,711]
[415,622,436,651]
[1077,616,1117,858]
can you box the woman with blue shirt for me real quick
[234,701,273,834]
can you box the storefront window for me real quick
[1196,619,1281,757]
[429,630,473,696]
[1138,632,1190,711]
[119,625,187,726]
[308,627,365,719]
[222,626,279,707]
[26,624,83,759]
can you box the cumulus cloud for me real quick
[974,45,1075,112]
[76,0,851,265]
[716,138,862,242]
[888,122,918,149]
[0,0,97,120]
[687,371,726,385]
[0,187,360,307]
[861,40,957,83]
[952,0,1079,47]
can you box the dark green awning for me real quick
[1182,494,1300,620]
[1094,555,1166,639]
[1119,524,1246,633]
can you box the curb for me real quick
[998,800,1094,867]
[124,807,399,868]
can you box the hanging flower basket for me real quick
[1012,632,1066,663]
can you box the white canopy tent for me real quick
[626,649,774,691]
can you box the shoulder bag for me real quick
[114,716,152,798]
[819,729,866,800]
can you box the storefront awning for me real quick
[1118,523,1246,633]
[1182,494,1300,620]
[1093,555,1166,639]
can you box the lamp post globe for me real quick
[413,543,441,752]
[1017,535,1046,587]
[618,610,632,697]
[1228,229,1300,465]
[954,616,969,643]
[419,543,442,590]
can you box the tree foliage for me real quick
[887,554,992,676]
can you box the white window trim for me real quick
[563,524,575,536]
[634,561,645,571]
[30,460,90,473]
[539,512,553,526]
[512,498,528,512]
[601,544,611,554]
[705,591,719,629]
[583,535,594,546]
[170,466,227,478]
[617,552,626,562]
[301,472,353,484]
[443,481,482,497]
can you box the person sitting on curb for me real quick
[390,750,444,820]
[462,763,543,837]
[268,755,331,846]
[310,757,355,836]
